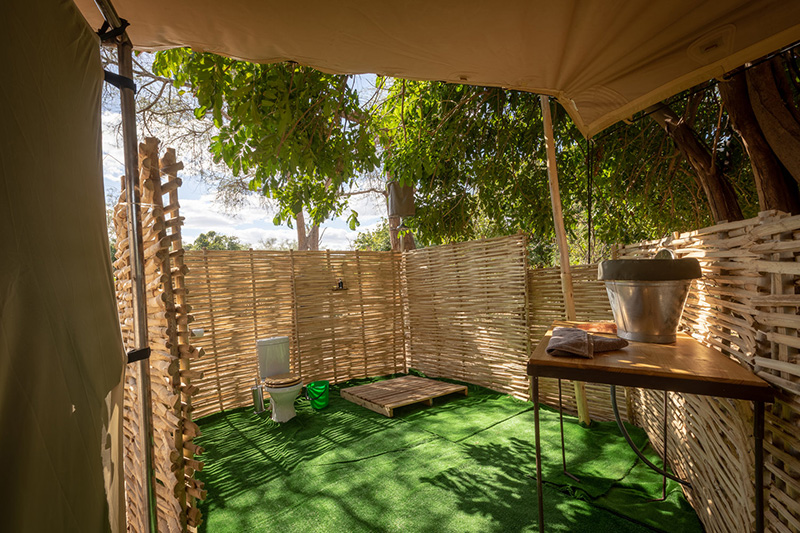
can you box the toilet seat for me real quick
[264,372,302,388]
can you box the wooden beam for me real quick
[539,95,590,426]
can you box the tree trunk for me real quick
[294,211,321,251]
[295,211,308,251]
[747,58,800,185]
[718,73,800,214]
[388,215,416,251]
[647,104,743,223]
[307,223,320,251]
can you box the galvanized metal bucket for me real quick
[598,251,701,344]
[603,279,693,343]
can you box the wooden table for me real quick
[527,322,773,532]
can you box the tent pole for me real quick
[539,95,591,426]
[94,0,159,529]
[118,39,159,533]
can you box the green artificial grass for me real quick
[193,374,704,533]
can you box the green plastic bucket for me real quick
[307,380,330,410]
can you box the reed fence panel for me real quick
[527,264,625,421]
[183,249,405,418]
[404,235,531,399]
[113,139,203,532]
[621,211,800,533]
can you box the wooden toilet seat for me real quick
[263,372,302,388]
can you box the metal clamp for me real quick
[126,347,151,364]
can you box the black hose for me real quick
[610,385,691,487]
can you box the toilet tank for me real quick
[257,337,291,378]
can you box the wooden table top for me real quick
[527,322,773,402]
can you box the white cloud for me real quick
[101,110,125,191]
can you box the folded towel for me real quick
[547,327,592,358]
[592,334,629,353]
[546,327,628,358]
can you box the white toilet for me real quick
[257,337,303,422]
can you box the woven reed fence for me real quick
[113,139,204,532]
[527,264,628,421]
[620,211,800,533]
[182,249,406,418]
[403,235,531,399]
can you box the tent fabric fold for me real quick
[74,0,800,137]
[0,0,125,531]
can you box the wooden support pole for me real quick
[540,95,591,426]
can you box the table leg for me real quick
[661,391,668,500]
[558,379,580,482]
[648,391,669,502]
[754,401,764,533]
[534,376,544,532]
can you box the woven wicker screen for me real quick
[182,249,406,418]
[527,264,628,422]
[113,139,204,532]
[403,235,531,399]
[619,211,800,533]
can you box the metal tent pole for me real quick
[94,1,158,531]
[539,95,591,426]
[119,41,159,533]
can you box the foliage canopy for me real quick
[152,51,765,264]
[153,50,379,230]
[185,231,249,251]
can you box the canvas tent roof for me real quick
[75,0,800,137]
[6,1,800,532]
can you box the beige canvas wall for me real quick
[0,0,125,531]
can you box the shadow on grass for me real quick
[194,374,702,533]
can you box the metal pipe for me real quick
[661,391,668,499]
[610,385,690,487]
[93,1,159,530]
[118,39,159,533]
[558,379,580,482]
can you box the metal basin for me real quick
[598,255,701,344]
[603,280,692,343]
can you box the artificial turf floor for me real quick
[193,374,703,533]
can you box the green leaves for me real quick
[153,48,759,263]
[184,231,249,251]
[353,219,392,251]
[152,49,378,227]
[347,211,359,231]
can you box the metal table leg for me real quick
[647,391,669,502]
[558,379,580,482]
[754,401,764,533]
[533,376,544,532]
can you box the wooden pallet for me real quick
[341,375,468,418]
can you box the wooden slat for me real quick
[114,139,203,533]
[341,376,468,417]
[618,210,800,533]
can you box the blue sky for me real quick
[101,75,386,249]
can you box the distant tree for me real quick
[256,236,297,250]
[353,219,392,251]
[185,231,249,250]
